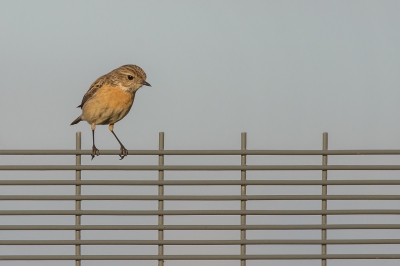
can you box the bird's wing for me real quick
[77,75,107,108]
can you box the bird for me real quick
[70,64,151,160]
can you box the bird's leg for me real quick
[109,124,128,160]
[91,123,100,160]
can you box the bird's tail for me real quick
[70,116,82,125]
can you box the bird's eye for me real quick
[127,75,134,80]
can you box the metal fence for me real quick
[1,132,400,266]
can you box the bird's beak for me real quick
[142,81,151,87]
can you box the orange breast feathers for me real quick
[81,85,136,125]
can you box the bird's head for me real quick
[111,64,151,93]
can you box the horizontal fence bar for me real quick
[0,180,399,186]
[0,210,399,215]
[2,149,400,155]
[1,195,400,200]
[2,224,400,230]
[1,254,400,260]
[2,239,400,245]
[2,165,400,171]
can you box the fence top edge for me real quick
[1,149,400,155]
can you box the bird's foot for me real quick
[91,145,100,160]
[119,145,128,160]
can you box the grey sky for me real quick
[0,0,398,151]
[1,1,399,266]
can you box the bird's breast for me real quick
[82,85,135,125]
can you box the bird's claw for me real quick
[91,145,100,160]
[119,145,128,160]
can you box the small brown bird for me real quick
[71,65,151,160]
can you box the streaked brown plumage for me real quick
[71,64,151,160]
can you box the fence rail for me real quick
[1,132,400,266]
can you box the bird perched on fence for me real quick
[70,64,151,160]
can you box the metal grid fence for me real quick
[1,132,400,265]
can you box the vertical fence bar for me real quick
[158,132,165,266]
[321,132,328,266]
[75,132,82,266]
[241,132,247,266]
